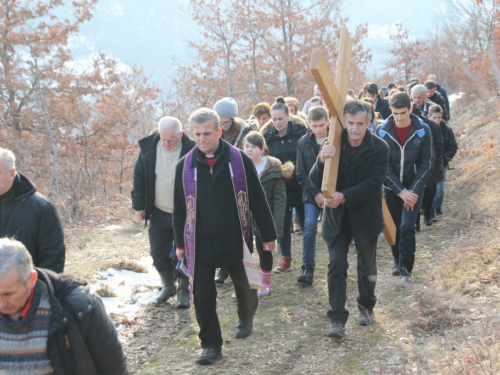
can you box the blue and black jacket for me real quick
[376,113,434,196]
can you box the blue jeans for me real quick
[278,205,304,258]
[384,190,424,273]
[302,203,321,268]
[432,167,447,212]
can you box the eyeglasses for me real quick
[220,120,232,127]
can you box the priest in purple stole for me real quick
[173,108,277,366]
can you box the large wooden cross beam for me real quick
[310,27,396,246]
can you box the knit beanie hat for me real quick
[214,97,238,119]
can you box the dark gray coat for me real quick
[310,130,389,246]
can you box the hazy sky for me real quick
[74,0,449,86]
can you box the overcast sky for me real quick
[74,0,449,87]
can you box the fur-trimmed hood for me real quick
[259,115,307,136]
[260,156,295,183]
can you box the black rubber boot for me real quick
[176,277,190,309]
[153,269,176,304]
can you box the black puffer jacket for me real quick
[37,269,128,375]
[310,129,389,246]
[131,132,195,225]
[376,114,434,195]
[173,140,277,267]
[428,91,449,121]
[261,115,307,207]
[437,84,451,120]
[0,174,65,273]
[296,130,323,205]
[412,106,444,187]
[439,120,458,167]
[375,97,391,120]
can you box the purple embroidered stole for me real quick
[182,144,260,298]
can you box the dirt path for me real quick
[120,218,466,375]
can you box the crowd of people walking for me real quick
[0,74,458,370]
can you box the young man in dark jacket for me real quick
[310,100,389,339]
[0,148,65,273]
[0,238,128,374]
[173,108,277,365]
[363,82,391,119]
[295,106,329,286]
[376,92,434,282]
[427,75,451,120]
[424,80,449,121]
[131,117,195,307]
[410,93,444,228]
[428,104,458,216]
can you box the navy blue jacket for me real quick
[376,114,434,195]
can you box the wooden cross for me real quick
[310,27,396,246]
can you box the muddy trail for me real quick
[119,219,464,375]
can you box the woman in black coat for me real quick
[260,97,307,273]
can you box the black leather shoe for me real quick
[297,265,314,286]
[196,347,222,365]
[215,267,228,284]
[235,320,253,338]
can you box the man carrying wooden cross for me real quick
[310,100,389,339]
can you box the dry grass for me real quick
[95,284,117,298]
[64,220,149,280]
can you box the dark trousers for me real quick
[255,236,273,272]
[193,260,258,350]
[148,206,174,273]
[416,184,437,229]
[278,204,304,258]
[385,190,424,273]
[324,211,378,325]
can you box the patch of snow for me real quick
[133,232,143,237]
[448,92,465,104]
[104,225,122,231]
[92,256,167,326]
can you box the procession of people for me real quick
[0,74,458,370]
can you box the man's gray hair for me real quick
[343,99,373,124]
[188,108,220,130]
[0,148,16,171]
[0,238,33,285]
[411,84,427,95]
[158,116,182,135]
